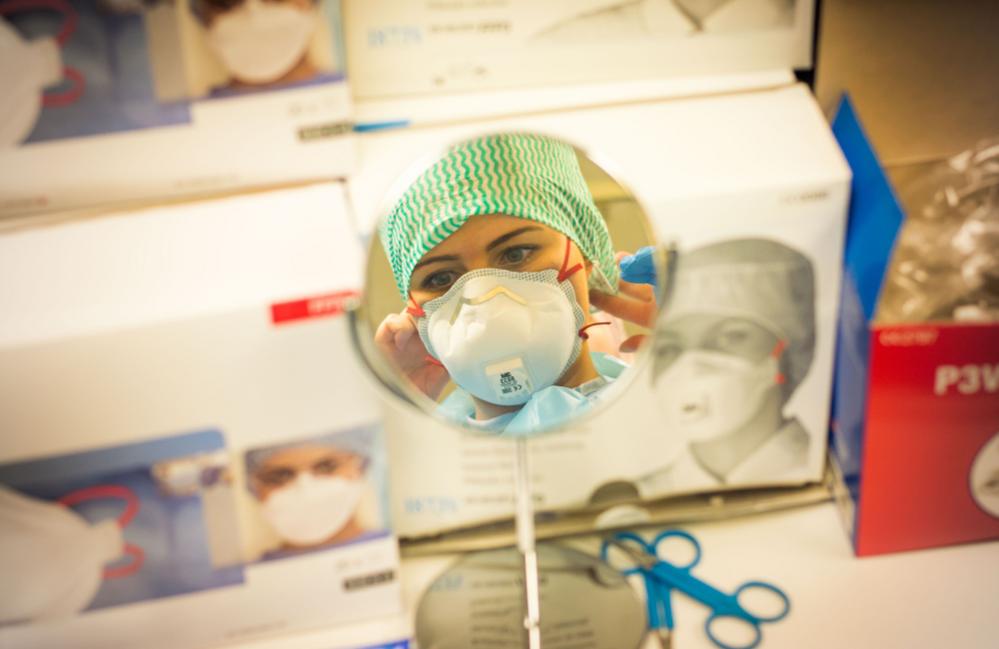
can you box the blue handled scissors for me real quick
[600,530,790,649]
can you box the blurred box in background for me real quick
[814,0,999,189]
[0,0,353,220]
[344,0,815,127]
[817,0,999,557]
[829,98,999,556]
[0,183,402,648]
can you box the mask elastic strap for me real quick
[557,235,583,283]
[578,321,611,340]
[770,339,788,385]
[42,67,84,107]
[58,484,145,579]
[404,294,439,365]
[406,292,425,318]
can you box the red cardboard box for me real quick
[829,98,999,556]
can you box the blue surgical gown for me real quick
[437,352,628,437]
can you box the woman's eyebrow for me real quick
[413,253,461,270]
[485,226,542,252]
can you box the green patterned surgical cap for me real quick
[379,133,619,298]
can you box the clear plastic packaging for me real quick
[879,138,999,323]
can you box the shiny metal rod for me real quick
[514,437,541,649]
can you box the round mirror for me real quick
[352,131,668,438]
[347,131,671,649]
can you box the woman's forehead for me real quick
[660,314,773,339]
[258,445,351,469]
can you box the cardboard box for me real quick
[344,0,815,103]
[0,0,354,220]
[828,98,999,556]
[346,82,851,539]
[0,184,402,648]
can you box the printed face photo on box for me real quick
[647,238,817,485]
[243,426,383,559]
[188,0,340,95]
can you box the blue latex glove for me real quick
[618,246,658,293]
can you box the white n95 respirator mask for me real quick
[0,484,141,625]
[0,17,62,147]
[261,474,364,546]
[207,0,318,84]
[413,267,587,407]
[655,349,781,442]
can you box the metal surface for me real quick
[414,544,647,649]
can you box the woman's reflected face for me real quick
[653,315,779,375]
[408,214,592,311]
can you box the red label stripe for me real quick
[270,290,359,325]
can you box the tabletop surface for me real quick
[398,501,999,649]
[228,500,999,649]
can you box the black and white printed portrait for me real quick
[535,0,798,41]
[643,237,817,488]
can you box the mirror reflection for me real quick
[362,132,661,436]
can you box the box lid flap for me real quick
[346,0,816,122]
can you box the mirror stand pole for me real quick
[514,437,542,649]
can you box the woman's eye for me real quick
[259,467,295,487]
[500,245,535,266]
[423,271,458,290]
[312,458,340,475]
[718,330,748,347]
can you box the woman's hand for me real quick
[589,250,659,353]
[374,310,450,401]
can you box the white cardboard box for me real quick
[344,0,815,103]
[0,0,354,220]
[0,184,402,648]
[346,82,850,539]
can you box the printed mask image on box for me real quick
[353,131,669,439]
[644,238,816,486]
[242,425,389,560]
[177,0,344,98]
[0,430,243,626]
[971,431,999,519]
[535,0,797,42]
[0,0,191,146]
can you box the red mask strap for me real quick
[58,484,140,527]
[102,545,145,579]
[557,236,583,283]
[58,484,145,579]
[578,321,612,340]
[770,339,788,385]
[406,292,426,318]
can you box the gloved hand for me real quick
[618,246,659,293]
